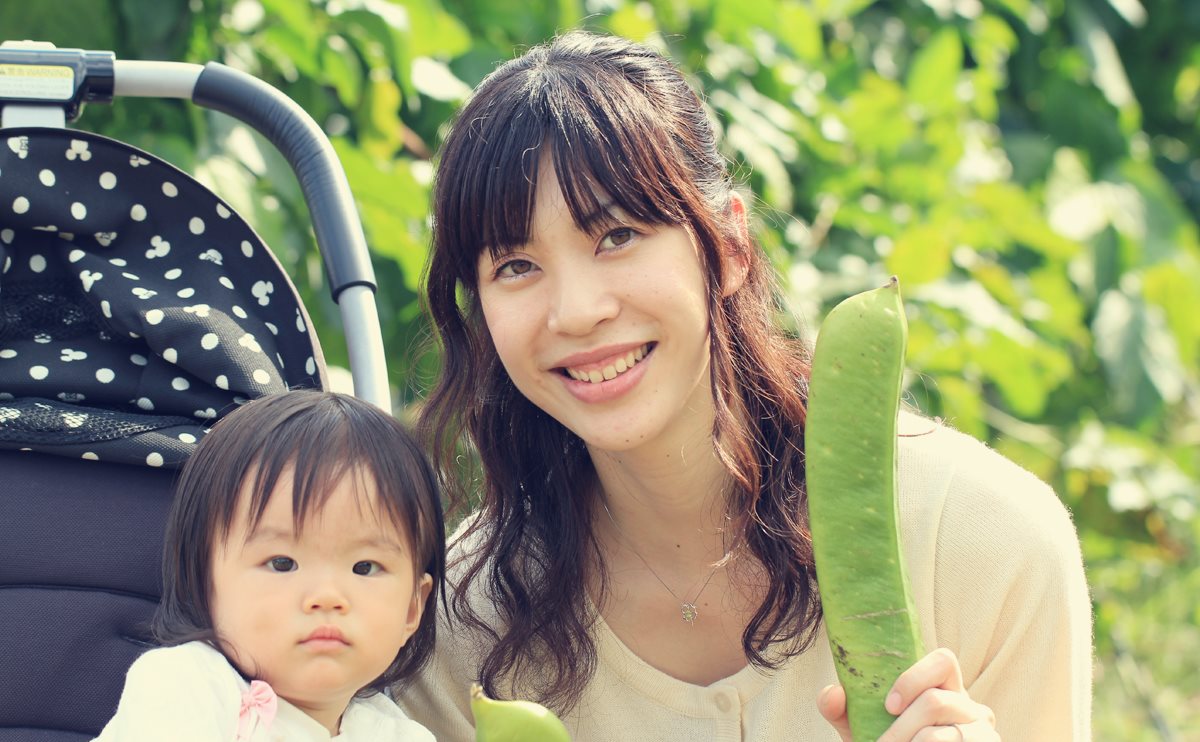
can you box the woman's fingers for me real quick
[885,647,964,715]
[874,648,999,742]
[816,684,854,742]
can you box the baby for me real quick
[94,390,444,740]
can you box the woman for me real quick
[399,31,1092,741]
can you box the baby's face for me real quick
[210,466,432,732]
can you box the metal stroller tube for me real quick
[112,60,392,412]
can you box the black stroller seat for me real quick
[1,45,392,740]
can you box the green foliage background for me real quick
[5,0,1197,737]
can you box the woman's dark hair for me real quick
[420,31,819,711]
[153,389,445,694]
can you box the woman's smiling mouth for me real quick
[561,343,653,383]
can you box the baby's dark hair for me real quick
[152,389,445,692]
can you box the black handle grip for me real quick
[191,62,375,301]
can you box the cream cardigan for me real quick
[397,414,1093,741]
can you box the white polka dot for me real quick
[39,169,56,186]
[1,228,13,244]
[296,314,306,332]
[265,322,278,335]
[130,204,147,221]
[179,433,197,444]
[68,249,85,263]
[162,182,178,197]
[0,349,15,359]
[96,368,115,383]
[29,254,46,273]
[108,258,127,267]
[145,309,165,325]
[130,354,148,366]
[13,196,30,214]
[164,268,182,280]
[305,357,316,375]
[146,452,164,467]
[82,452,99,461]
[253,369,271,384]
[101,300,112,318]
[232,305,247,319]
[71,202,87,219]
[219,276,234,290]
[215,375,229,390]
[177,288,195,299]
[99,171,117,189]
[201,333,219,350]
[172,377,190,391]
[189,217,205,235]
[163,348,178,363]
[30,365,48,380]
[241,240,254,257]
[137,397,155,411]
[217,203,231,218]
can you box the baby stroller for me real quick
[0,41,393,740]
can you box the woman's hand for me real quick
[817,647,1000,741]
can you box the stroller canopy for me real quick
[0,127,327,467]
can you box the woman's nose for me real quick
[546,266,620,336]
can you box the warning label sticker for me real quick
[0,65,74,101]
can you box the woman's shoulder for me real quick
[895,410,1080,560]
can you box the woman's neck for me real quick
[589,435,736,567]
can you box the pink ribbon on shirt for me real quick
[235,680,278,741]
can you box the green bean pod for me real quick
[470,683,571,742]
[805,276,924,741]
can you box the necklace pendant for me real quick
[681,603,698,625]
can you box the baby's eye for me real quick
[266,556,296,573]
[352,561,382,576]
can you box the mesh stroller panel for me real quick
[0,128,333,739]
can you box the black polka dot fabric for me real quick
[0,128,328,467]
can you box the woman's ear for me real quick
[720,192,751,298]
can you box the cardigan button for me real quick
[713,691,734,713]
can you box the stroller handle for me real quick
[113,60,392,413]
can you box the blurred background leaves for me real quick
[4,0,1197,737]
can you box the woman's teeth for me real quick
[566,344,649,384]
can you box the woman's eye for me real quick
[266,556,296,573]
[495,257,535,279]
[600,227,637,250]
[352,561,382,576]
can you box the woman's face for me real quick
[476,155,723,454]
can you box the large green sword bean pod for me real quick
[805,276,924,741]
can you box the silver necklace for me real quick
[600,499,733,626]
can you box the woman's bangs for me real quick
[447,71,688,281]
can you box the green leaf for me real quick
[320,36,364,108]
[886,223,954,285]
[972,182,1080,260]
[906,27,963,116]
[778,2,823,62]
[606,3,660,42]
[0,0,118,51]
[1093,288,1186,421]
